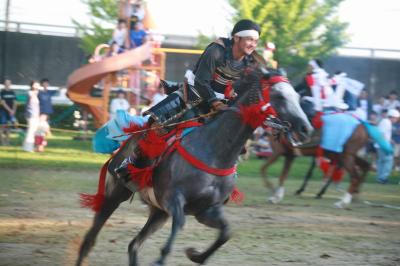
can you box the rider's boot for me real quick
[114,155,136,182]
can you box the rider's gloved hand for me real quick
[211,100,228,112]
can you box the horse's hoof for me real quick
[333,200,348,209]
[185,247,205,264]
[267,196,279,204]
[295,190,303,196]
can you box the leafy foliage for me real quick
[73,0,119,55]
[228,0,349,77]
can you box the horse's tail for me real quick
[79,157,111,213]
[360,120,393,154]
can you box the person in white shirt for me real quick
[384,90,400,110]
[307,59,333,111]
[151,85,167,107]
[109,90,130,119]
[376,109,400,183]
[111,19,128,48]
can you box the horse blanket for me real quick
[321,112,360,153]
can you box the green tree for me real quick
[73,0,119,55]
[229,0,348,76]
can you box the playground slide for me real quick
[66,43,152,126]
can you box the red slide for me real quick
[66,43,152,126]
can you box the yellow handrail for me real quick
[153,47,203,55]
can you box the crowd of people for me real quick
[0,79,53,152]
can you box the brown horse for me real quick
[261,120,371,208]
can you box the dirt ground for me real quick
[1,168,400,266]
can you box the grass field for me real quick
[1,133,400,265]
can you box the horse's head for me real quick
[234,67,313,144]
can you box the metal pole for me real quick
[5,0,11,31]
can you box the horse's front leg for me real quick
[152,191,186,266]
[186,204,230,264]
[128,207,169,266]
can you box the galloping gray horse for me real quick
[76,68,312,266]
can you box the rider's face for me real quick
[235,36,259,56]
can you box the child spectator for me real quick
[111,19,128,49]
[106,41,123,57]
[0,79,17,146]
[109,90,130,119]
[130,21,148,48]
[34,119,49,152]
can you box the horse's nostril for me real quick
[301,125,308,134]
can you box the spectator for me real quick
[111,19,128,49]
[34,119,50,152]
[151,84,167,106]
[384,90,400,110]
[109,90,130,119]
[129,21,148,48]
[393,111,400,172]
[356,89,373,121]
[375,109,400,183]
[0,79,17,146]
[373,96,387,117]
[23,81,40,152]
[38,78,53,136]
[106,41,123,57]
[129,0,145,28]
[262,41,277,69]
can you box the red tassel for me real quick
[79,193,105,213]
[79,158,111,213]
[239,102,276,129]
[229,186,244,204]
[332,168,344,183]
[138,130,167,159]
[312,112,323,129]
[127,164,154,190]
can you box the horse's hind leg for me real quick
[353,156,370,194]
[334,154,358,208]
[186,205,230,264]
[128,207,169,266]
[76,185,132,266]
[260,152,280,191]
[295,157,316,195]
[315,177,332,199]
[153,191,185,266]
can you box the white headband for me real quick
[234,30,259,39]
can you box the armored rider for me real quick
[115,19,263,181]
